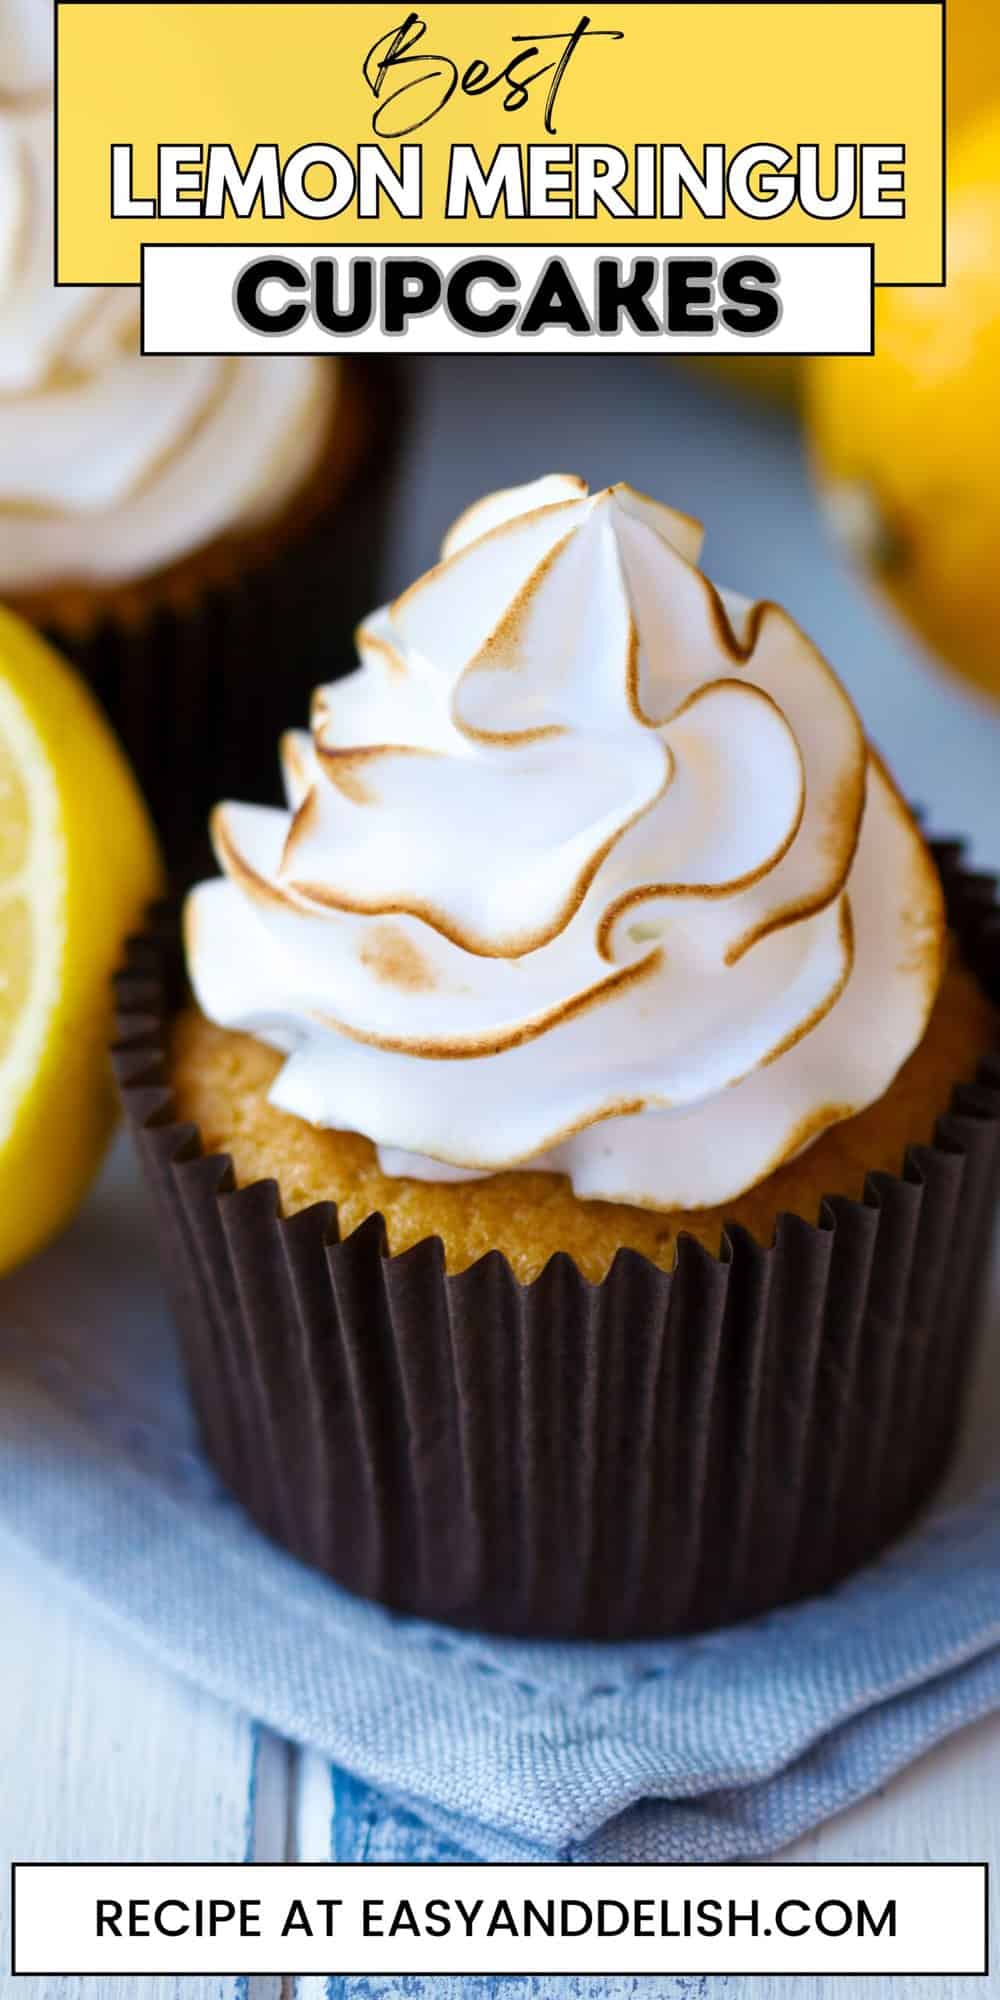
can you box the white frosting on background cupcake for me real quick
[187,474,945,1212]
[0,1,336,592]
[0,0,50,96]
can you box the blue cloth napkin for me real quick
[1,1143,999,1865]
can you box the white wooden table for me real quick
[2,356,1000,1999]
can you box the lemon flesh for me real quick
[0,608,163,1273]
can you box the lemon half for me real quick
[0,608,163,1273]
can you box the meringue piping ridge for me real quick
[187,473,945,1211]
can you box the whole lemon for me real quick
[724,3,999,421]
[807,108,1000,701]
[949,0,1000,134]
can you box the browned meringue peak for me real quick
[439,472,705,565]
[389,477,702,686]
[268,478,861,973]
[188,475,945,1209]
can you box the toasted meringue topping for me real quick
[187,475,945,1213]
[0,36,336,590]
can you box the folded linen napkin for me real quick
[0,1141,998,1864]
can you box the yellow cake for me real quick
[169,951,996,1283]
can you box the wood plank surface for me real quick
[0,1538,256,2000]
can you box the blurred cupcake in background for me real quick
[0,0,400,871]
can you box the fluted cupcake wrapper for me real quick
[112,843,1000,1639]
[48,360,403,880]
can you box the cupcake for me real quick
[115,474,1000,1638]
[0,7,398,869]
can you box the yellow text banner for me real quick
[55,1,943,285]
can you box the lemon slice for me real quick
[0,607,163,1273]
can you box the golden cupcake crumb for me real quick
[168,952,996,1284]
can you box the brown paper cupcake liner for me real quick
[43,359,404,880]
[111,841,1000,1639]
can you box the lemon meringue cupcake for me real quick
[0,22,395,867]
[116,474,1000,1639]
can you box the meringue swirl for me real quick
[0,23,336,594]
[188,473,945,1211]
